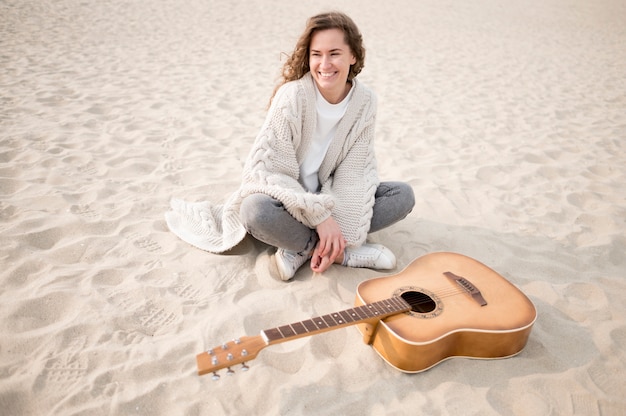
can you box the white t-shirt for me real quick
[300,83,354,192]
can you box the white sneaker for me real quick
[342,243,396,270]
[275,248,312,281]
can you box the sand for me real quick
[1,0,625,414]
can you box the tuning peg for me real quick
[226,367,235,376]
[241,363,249,372]
[211,372,220,381]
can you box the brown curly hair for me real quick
[270,11,366,104]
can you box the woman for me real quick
[165,12,415,281]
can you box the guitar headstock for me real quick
[196,335,267,379]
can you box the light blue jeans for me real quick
[239,181,415,253]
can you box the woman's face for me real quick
[309,28,357,104]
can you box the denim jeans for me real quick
[239,181,415,252]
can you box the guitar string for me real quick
[270,283,483,334]
[303,286,478,328]
[264,285,483,338]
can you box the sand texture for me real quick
[1,0,625,414]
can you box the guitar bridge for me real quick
[444,272,488,306]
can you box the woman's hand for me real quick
[311,217,345,273]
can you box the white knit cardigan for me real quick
[165,72,379,253]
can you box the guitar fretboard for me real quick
[262,296,411,343]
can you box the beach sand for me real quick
[1,0,625,414]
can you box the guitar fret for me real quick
[387,298,402,313]
[374,299,399,315]
[302,319,318,332]
[354,305,372,320]
[325,312,345,326]
[278,324,296,338]
[364,303,381,318]
[388,298,406,312]
[321,314,337,327]
[374,302,387,314]
[392,296,411,311]
[383,298,399,312]
[313,316,329,329]
[338,310,354,324]
[263,328,283,342]
[379,299,399,313]
[347,307,363,321]
[370,302,385,317]
[290,321,307,335]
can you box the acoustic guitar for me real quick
[197,252,536,379]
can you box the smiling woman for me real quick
[165,11,415,281]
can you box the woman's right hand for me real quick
[311,217,345,273]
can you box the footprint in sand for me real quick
[136,300,179,335]
[102,288,181,336]
[70,204,100,221]
[36,337,88,392]
[170,271,210,306]
[76,162,100,176]
[124,231,163,254]
[134,237,162,253]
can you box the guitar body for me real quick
[355,252,536,373]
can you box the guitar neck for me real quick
[196,296,411,377]
[261,296,411,345]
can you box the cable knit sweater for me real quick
[165,72,379,253]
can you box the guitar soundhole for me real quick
[401,291,436,313]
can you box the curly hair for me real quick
[270,12,366,104]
